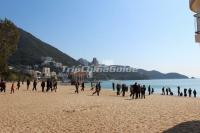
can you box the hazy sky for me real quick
[0,0,199,77]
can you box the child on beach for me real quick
[11,82,15,94]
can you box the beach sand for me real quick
[0,83,200,133]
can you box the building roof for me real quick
[190,0,200,13]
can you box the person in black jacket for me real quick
[141,85,146,99]
[46,79,50,92]
[184,88,187,97]
[116,84,121,96]
[121,84,126,97]
[32,80,37,91]
[193,89,197,98]
[27,79,30,90]
[81,82,85,91]
[92,82,101,96]
[112,82,115,91]
[75,81,79,94]
[177,86,180,96]
[0,80,6,92]
[17,80,20,90]
[148,85,151,95]
[41,80,45,92]
[188,88,192,97]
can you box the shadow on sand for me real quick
[163,121,200,133]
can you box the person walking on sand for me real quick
[112,82,115,91]
[96,82,101,96]
[188,88,192,97]
[116,83,121,96]
[0,80,4,92]
[133,83,138,99]
[193,89,197,98]
[141,85,146,99]
[138,84,141,98]
[27,79,30,90]
[177,86,180,96]
[50,80,53,92]
[53,80,58,92]
[166,88,169,95]
[148,85,151,95]
[92,82,101,96]
[46,79,50,92]
[121,84,126,97]
[75,81,79,94]
[184,88,187,97]
[135,84,140,99]
[32,80,37,91]
[162,87,165,95]
[41,80,45,92]
[130,85,134,98]
[1,80,6,93]
[90,82,94,91]
[81,82,85,91]
[17,80,20,90]
[151,88,154,94]
[11,82,15,94]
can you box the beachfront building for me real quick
[51,71,57,78]
[55,62,63,68]
[190,0,200,42]
[42,67,51,78]
[62,66,67,72]
[69,72,89,82]
[26,70,41,79]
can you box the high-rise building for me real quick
[91,57,99,66]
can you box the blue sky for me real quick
[0,0,199,77]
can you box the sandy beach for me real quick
[0,83,200,133]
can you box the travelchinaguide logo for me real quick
[65,66,138,73]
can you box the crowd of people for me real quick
[74,81,101,96]
[73,81,199,99]
[112,82,154,99]
[0,79,58,94]
[162,86,197,98]
[0,79,199,99]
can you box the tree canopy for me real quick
[0,18,20,75]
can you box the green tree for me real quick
[0,18,20,76]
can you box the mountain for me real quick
[137,69,188,79]
[8,28,80,66]
[78,58,91,66]
[92,68,188,80]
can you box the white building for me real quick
[51,71,57,77]
[26,70,41,79]
[62,66,67,72]
[42,67,51,77]
[55,62,63,68]
[88,71,93,78]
